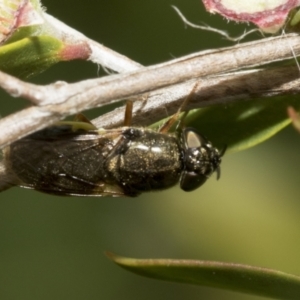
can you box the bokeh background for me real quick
[1,0,300,299]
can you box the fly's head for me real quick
[180,127,225,192]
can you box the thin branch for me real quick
[171,6,259,42]
[1,34,300,149]
[43,14,142,73]
[93,66,300,128]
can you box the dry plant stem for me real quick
[43,14,142,72]
[1,34,300,149]
[172,6,259,42]
[95,66,300,128]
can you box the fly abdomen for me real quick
[6,125,116,195]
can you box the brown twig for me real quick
[1,33,300,149]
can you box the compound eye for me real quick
[186,130,201,148]
[184,128,207,150]
[180,171,207,192]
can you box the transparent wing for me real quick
[6,124,129,197]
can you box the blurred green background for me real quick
[1,0,300,299]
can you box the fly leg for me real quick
[123,100,133,126]
[159,82,200,133]
[108,100,135,154]
[103,100,143,167]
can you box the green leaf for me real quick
[0,35,91,78]
[153,95,300,153]
[0,36,64,78]
[289,8,300,27]
[107,253,300,300]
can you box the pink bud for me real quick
[202,0,300,33]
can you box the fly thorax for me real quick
[108,128,182,194]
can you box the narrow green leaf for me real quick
[0,36,64,78]
[107,253,300,300]
[0,35,91,78]
[289,8,300,27]
[154,95,300,153]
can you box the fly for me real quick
[3,85,225,197]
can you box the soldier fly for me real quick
[3,86,224,197]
